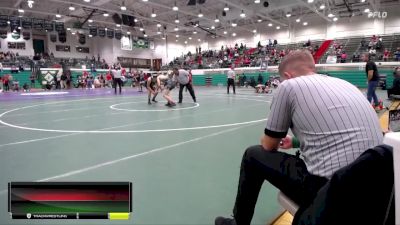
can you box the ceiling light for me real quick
[116,24,121,27]
[89,34,93,37]
[139,27,144,31]
[268,23,272,26]
[71,32,76,35]
[296,18,300,22]
[253,29,257,33]
[144,34,148,37]
[224,4,229,11]
[240,10,245,18]
[175,18,179,23]
[232,33,236,36]
[223,31,227,34]
[151,9,156,17]
[142,0,148,2]
[198,39,201,42]
[231,23,237,27]
[254,0,261,3]
[121,5,127,11]
[188,37,192,39]
[364,8,370,13]
[184,41,187,44]
[172,2,178,11]
[56,14,61,18]
[211,26,215,29]
[67,27,71,30]
[320,4,325,9]
[18,15,23,17]
[103,13,109,17]
[286,13,291,17]
[193,31,197,34]
[360,0,366,2]
[276,26,280,29]
[69,5,75,11]
[127,31,131,34]
[7,21,10,24]
[174,27,179,31]
[333,17,338,21]
[88,19,93,23]
[176,34,179,37]
[18,26,21,29]
[303,22,308,26]
[27,0,34,8]
[157,23,161,27]
[162,36,165,40]
[157,31,161,34]
[198,10,203,18]
[215,16,220,23]
[257,19,262,22]
[328,13,334,17]
[105,28,108,30]
[84,0,90,2]
[18,8,24,13]
[134,18,138,22]
[307,0,314,3]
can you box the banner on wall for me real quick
[98,28,105,37]
[0,30,7,39]
[58,30,66,43]
[22,18,32,29]
[89,26,97,36]
[78,34,86,45]
[55,22,64,32]
[115,31,122,40]
[106,29,114,39]
[121,35,132,50]
[9,16,20,31]
[0,15,7,28]
[44,21,54,31]
[50,34,57,42]
[133,37,149,49]
[22,32,30,40]
[11,32,21,40]
[33,18,44,30]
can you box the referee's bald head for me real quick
[278,50,316,80]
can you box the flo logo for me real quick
[367,11,388,19]
[26,213,31,219]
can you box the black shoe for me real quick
[148,101,151,105]
[215,217,236,225]
[152,99,158,103]
[178,101,182,104]
[170,102,176,106]
[165,103,171,107]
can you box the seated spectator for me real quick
[395,48,400,61]
[360,38,366,48]
[387,67,400,99]
[383,49,390,61]
[341,51,347,63]
[22,83,30,92]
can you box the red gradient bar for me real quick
[14,189,129,201]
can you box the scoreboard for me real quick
[8,182,132,220]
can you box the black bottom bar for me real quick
[79,213,108,219]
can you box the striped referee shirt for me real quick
[265,74,383,178]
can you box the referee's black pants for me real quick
[233,145,327,225]
[227,78,235,94]
[114,78,122,94]
[179,83,196,103]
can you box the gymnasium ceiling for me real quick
[0,0,399,39]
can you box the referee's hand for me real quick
[280,135,293,149]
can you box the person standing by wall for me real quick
[227,67,236,94]
[362,53,380,109]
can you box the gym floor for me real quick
[0,86,389,225]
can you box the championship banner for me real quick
[0,30,7,39]
[107,29,114,39]
[50,34,57,42]
[33,18,44,30]
[115,31,122,40]
[121,35,132,50]
[21,18,32,29]
[89,26,97,37]
[0,15,7,28]
[55,22,64,32]
[133,37,149,49]
[9,16,20,31]
[98,28,105,37]
[22,32,30,40]
[78,34,86,45]
[44,21,54,31]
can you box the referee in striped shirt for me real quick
[215,50,383,225]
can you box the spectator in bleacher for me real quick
[383,49,390,61]
[363,53,380,109]
[30,74,35,88]
[394,48,400,61]
[368,41,374,50]
[215,50,383,225]
[387,67,400,99]
[340,51,347,63]
[273,39,278,46]
[361,38,366,48]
